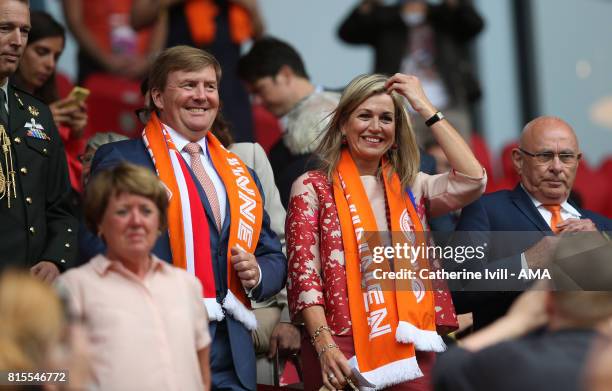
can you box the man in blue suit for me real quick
[87,46,286,390]
[451,116,612,330]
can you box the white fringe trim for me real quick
[396,321,446,352]
[203,298,224,322]
[222,290,258,331]
[348,355,423,391]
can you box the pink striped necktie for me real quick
[184,142,222,230]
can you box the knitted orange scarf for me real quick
[333,149,445,388]
[143,113,263,329]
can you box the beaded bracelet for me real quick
[317,343,339,358]
[310,325,333,346]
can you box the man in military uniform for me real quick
[0,0,77,281]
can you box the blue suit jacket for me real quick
[451,185,612,329]
[83,139,287,390]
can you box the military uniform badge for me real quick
[25,118,50,140]
[28,105,39,117]
[14,92,24,109]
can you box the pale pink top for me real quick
[59,254,210,391]
[361,175,389,232]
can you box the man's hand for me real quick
[30,261,60,283]
[557,218,597,233]
[505,284,549,333]
[267,322,301,359]
[597,317,612,337]
[461,284,549,352]
[230,245,260,290]
[524,235,560,269]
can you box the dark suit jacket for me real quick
[434,329,598,391]
[0,84,77,271]
[451,185,612,329]
[85,138,287,390]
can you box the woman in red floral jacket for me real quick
[286,73,486,391]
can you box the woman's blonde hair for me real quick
[316,74,420,188]
[0,270,65,371]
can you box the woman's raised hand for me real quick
[385,73,436,119]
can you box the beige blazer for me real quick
[229,142,289,320]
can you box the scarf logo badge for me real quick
[412,278,425,303]
[399,209,415,242]
[24,118,50,140]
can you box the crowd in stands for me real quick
[1,0,611,390]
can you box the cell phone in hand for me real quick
[68,86,90,104]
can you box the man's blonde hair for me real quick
[148,45,221,112]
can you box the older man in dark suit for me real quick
[451,116,612,330]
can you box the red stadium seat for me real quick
[470,133,496,192]
[490,176,519,192]
[55,72,74,99]
[573,160,611,215]
[599,157,612,180]
[490,141,520,191]
[501,142,519,183]
[574,160,612,214]
[252,104,281,153]
[82,73,144,140]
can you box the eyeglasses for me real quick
[518,147,582,165]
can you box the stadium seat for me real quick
[82,73,144,140]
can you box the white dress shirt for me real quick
[1,80,9,114]
[530,197,582,225]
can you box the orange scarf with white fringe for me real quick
[333,149,444,388]
[143,113,263,330]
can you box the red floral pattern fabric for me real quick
[286,169,486,335]
[286,171,352,334]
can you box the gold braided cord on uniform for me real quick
[0,125,16,208]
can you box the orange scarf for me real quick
[143,113,263,329]
[185,0,253,46]
[333,150,444,388]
